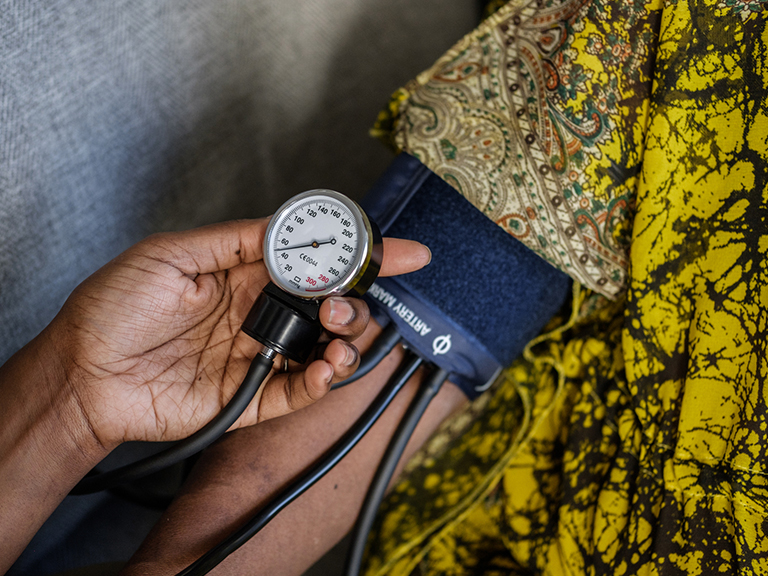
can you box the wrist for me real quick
[44,318,115,460]
[0,326,110,570]
[0,323,110,474]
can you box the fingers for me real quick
[140,219,270,276]
[256,339,359,422]
[138,219,430,281]
[379,238,431,277]
[319,297,370,341]
[312,237,429,341]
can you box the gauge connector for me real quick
[241,282,324,364]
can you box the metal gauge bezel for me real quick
[264,189,376,299]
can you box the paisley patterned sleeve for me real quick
[373,0,657,298]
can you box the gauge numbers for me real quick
[266,191,365,298]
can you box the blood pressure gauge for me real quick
[242,190,382,363]
[264,190,382,299]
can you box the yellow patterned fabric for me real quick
[365,0,768,573]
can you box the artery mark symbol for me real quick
[432,334,452,356]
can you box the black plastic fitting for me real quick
[241,282,324,363]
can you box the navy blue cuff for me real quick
[362,154,571,399]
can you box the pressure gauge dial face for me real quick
[264,190,382,299]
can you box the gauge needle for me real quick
[275,237,337,251]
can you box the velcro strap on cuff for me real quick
[362,153,571,399]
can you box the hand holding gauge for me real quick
[68,189,388,495]
[0,184,434,575]
[242,189,383,363]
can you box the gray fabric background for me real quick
[1,1,478,573]
[1,0,478,365]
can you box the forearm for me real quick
[123,323,467,575]
[0,326,109,572]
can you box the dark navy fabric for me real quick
[366,277,504,395]
[362,154,572,398]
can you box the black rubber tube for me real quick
[176,352,423,576]
[332,323,402,390]
[344,366,448,576]
[71,352,275,495]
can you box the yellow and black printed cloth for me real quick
[366,0,768,572]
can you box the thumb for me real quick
[140,219,270,276]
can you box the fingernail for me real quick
[328,298,355,326]
[342,342,359,367]
[423,246,432,265]
[322,363,334,384]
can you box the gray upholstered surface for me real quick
[1,0,478,365]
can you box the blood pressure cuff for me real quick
[361,153,572,399]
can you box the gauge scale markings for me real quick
[272,199,360,294]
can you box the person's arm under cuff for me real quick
[122,319,468,575]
